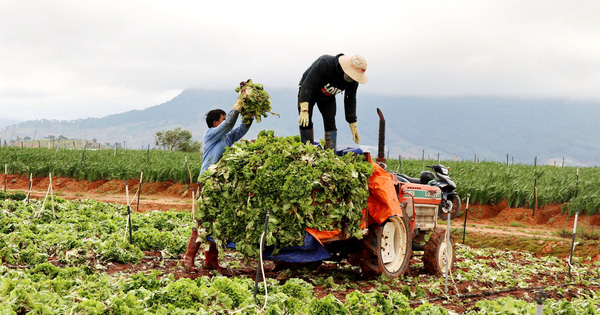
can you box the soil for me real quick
[4,174,600,313]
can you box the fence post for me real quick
[26,173,32,203]
[136,171,143,212]
[462,193,470,244]
[568,168,580,280]
[533,177,537,216]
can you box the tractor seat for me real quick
[395,173,421,184]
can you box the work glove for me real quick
[233,97,243,112]
[298,102,309,127]
[349,122,360,144]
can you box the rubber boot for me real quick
[300,128,314,145]
[202,242,222,270]
[182,229,201,271]
[324,130,337,151]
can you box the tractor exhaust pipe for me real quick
[376,108,386,165]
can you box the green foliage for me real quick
[386,158,600,215]
[235,79,279,124]
[99,237,144,263]
[281,278,314,301]
[0,191,27,201]
[0,198,192,264]
[195,130,373,259]
[2,225,600,313]
[155,127,202,152]
[3,143,600,215]
[308,294,348,314]
[0,146,201,183]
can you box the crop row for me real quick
[386,158,598,215]
[2,197,599,314]
[1,146,599,214]
[0,146,201,183]
[0,197,192,265]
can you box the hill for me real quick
[2,89,600,165]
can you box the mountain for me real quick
[0,118,21,129]
[2,89,600,166]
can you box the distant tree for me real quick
[23,136,31,141]
[57,135,68,140]
[45,135,56,140]
[155,128,202,152]
[91,138,97,143]
[104,142,111,148]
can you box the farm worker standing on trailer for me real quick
[182,92,254,271]
[297,53,368,150]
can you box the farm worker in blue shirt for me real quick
[182,93,253,271]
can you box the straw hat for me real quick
[339,54,368,84]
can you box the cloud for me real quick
[1,0,599,121]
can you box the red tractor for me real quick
[299,109,456,278]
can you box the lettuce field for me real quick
[1,196,600,314]
[2,146,600,313]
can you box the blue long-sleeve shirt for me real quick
[200,110,251,175]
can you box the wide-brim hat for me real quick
[339,54,368,84]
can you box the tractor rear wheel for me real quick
[357,215,411,278]
[422,228,455,275]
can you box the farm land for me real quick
[1,147,600,313]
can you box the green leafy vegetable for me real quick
[235,79,279,124]
[195,130,373,259]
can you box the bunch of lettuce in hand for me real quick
[235,79,279,124]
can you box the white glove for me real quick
[349,122,360,144]
[233,97,243,112]
[298,102,309,127]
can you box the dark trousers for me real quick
[298,97,337,132]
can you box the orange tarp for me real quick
[366,160,402,224]
[305,228,340,242]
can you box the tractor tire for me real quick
[438,194,461,220]
[356,214,412,278]
[422,228,455,276]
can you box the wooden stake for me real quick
[136,171,143,212]
[26,173,32,203]
[191,191,195,222]
[50,173,55,219]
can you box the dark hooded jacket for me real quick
[298,53,359,124]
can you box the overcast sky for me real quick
[1,0,599,122]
